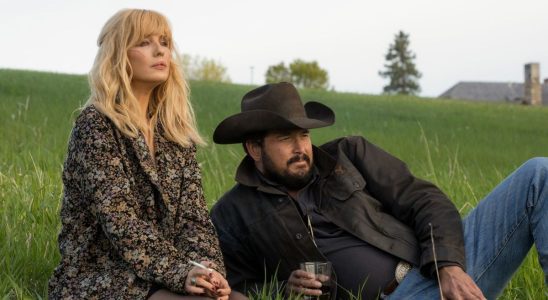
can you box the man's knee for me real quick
[515,158,548,209]
[518,157,548,180]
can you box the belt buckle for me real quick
[395,261,411,283]
[380,261,412,299]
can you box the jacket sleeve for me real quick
[338,136,465,277]
[68,115,192,293]
[173,150,226,277]
[210,201,280,296]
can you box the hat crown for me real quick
[213,82,334,144]
[241,82,306,118]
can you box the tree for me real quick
[265,62,292,83]
[289,59,329,89]
[181,54,231,83]
[181,54,196,78]
[264,59,329,90]
[379,31,421,95]
[194,58,231,82]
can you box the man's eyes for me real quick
[276,133,308,141]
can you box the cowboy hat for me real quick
[213,82,335,144]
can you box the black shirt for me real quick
[258,168,399,299]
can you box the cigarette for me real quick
[189,260,214,272]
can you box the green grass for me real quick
[1,69,547,299]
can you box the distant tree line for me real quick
[181,54,231,83]
[265,59,329,90]
[180,31,421,96]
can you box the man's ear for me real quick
[245,140,262,162]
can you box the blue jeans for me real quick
[387,158,548,299]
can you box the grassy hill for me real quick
[1,69,547,298]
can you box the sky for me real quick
[1,0,547,97]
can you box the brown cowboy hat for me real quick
[213,82,335,144]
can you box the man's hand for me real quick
[439,266,486,300]
[285,269,324,297]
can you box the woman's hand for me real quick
[184,261,231,299]
[210,271,230,300]
[205,261,230,300]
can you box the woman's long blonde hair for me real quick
[86,9,204,147]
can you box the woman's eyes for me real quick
[137,38,169,47]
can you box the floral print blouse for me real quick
[48,105,224,299]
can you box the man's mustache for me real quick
[287,154,311,166]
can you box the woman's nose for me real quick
[154,47,165,57]
[153,42,166,57]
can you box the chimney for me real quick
[524,63,541,105]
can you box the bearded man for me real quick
[210,82,548,299]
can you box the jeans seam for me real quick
[473,210,528,282]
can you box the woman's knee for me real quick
[148,289,212,300]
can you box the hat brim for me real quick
[213,101,335,144]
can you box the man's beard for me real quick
[261,151,314,191]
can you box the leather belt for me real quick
[380,261,412,298]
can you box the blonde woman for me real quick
[48,9,231,300]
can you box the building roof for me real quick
[439,81,548,104]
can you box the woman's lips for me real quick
[152,63,167,70]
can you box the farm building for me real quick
[439,63,548,106]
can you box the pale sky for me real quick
[1,0,547,97]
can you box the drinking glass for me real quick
[299,261,332,300]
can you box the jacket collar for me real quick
[129,125,177,219]
[234,145,337,193]
[130,126,161,188]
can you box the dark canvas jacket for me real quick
[49,106,224,299]
[210,136,465,295]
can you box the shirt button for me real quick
[354,182,360,188]
[295,233,303,240]
[278,198,284,203]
